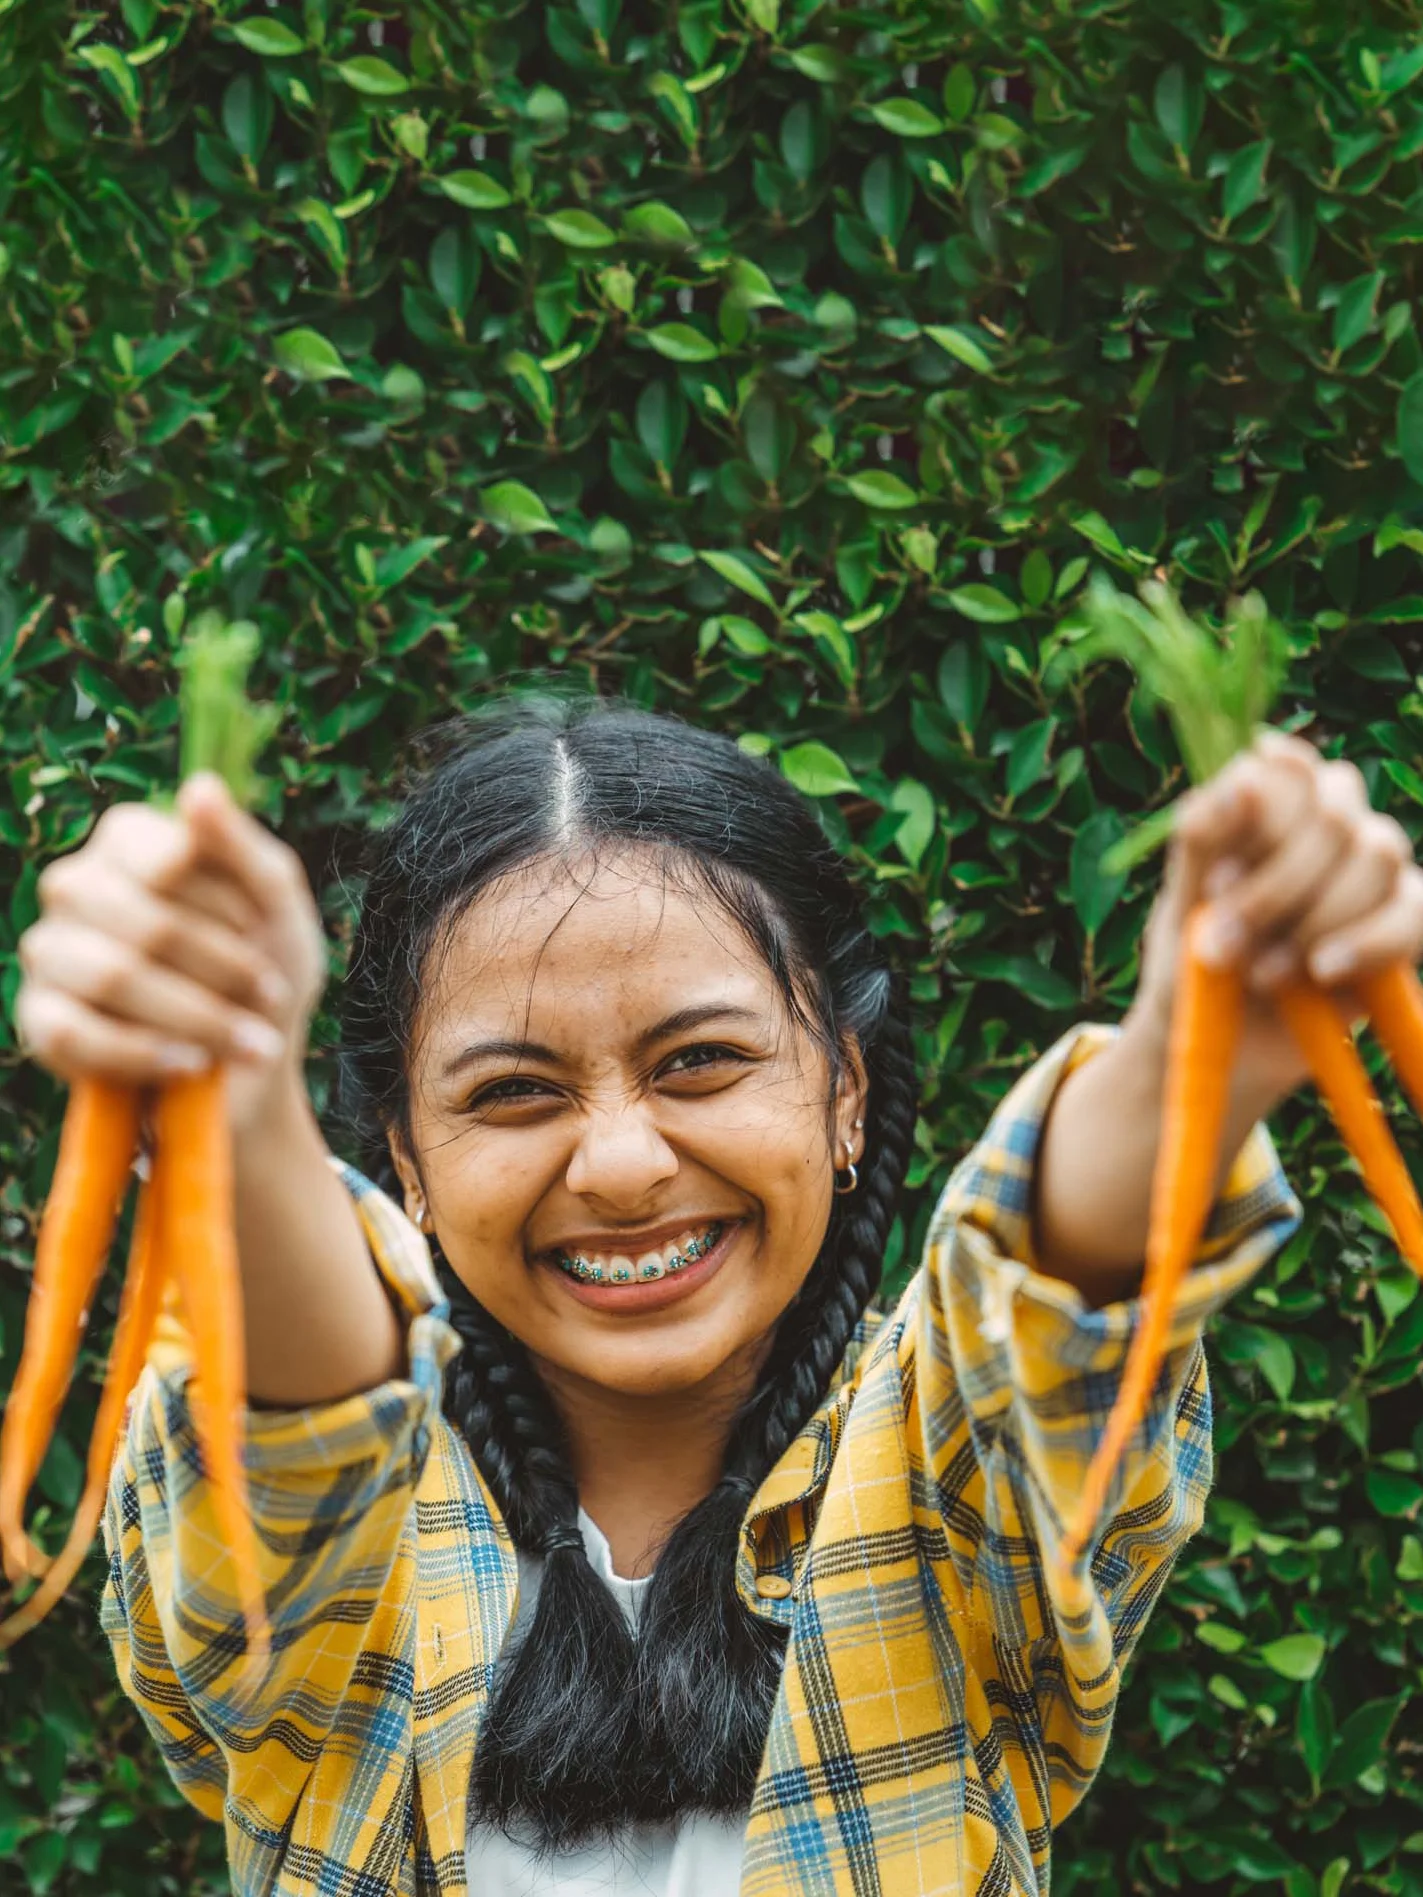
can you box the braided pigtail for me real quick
[438,1269,639,1845]
[635,982,919,1809]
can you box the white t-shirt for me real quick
[464,1510,749,1896]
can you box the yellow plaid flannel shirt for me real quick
[100,1026,1300,1896]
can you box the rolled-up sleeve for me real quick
[912,1025,1301,1819]
[99,1159,460,1837]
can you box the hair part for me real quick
[338,696,917,1847]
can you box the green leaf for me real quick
[845,471,919,509]
[439,170,512,209]
[1397,371,1423,484]
[1258,1633,1326,1681]
[646,323,721,362]
[1222,140,1271,220]
[1333,270,1385,352]
[338,55,410,95]
[1006,717,1055,797]
[947,584,1019,623]
[1020,550,1053,608]
[1254,1332,1296,1401]
[780,741,859,797]
[699,549,777,608]
[1196,1620,1248,1653]
[1365,1467,1423,1515]
[1069,809,1127,933]
[372,536,449,591]
[890,779,936,868]
[955,952,1078,1012]
[273,327,350,381]
[480,481,557,535]
[1154,65,1204,153]
[230,16,304,55]
[76,43,140,117]
[1322,1697,1403,1787]
[623,201,694,246]
[939,641,988,727]
[925,324,993,373]
[870,98,945,138]
[1298,1676,1336,1781]
[543,209,618,248]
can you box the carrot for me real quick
[1359,961,1423,1132]
[0,1161,166,1647]
[157,1066,270,1670]
[1,616,277,1663]
[1273,977,1423,1283]
[0,1078,141,1585]
[1059,908,1245,1570]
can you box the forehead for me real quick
[415,849,786,1049]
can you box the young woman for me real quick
[14,702,1422,1897]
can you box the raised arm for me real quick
[16,771,402,1404]
[1034,731,1423,1302]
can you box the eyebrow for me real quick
[439,1004,765,1082]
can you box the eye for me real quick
[465,1075,556,1112]
[661,1042,747,1078]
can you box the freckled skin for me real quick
[389,852,866,1408]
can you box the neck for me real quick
[531,1343,767,1578]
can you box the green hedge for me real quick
[3,1,1423,1890]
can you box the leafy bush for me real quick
[2,1,1422,1891]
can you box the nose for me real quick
[564,1104,679,1208]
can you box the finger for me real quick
[27,864,285,1016]
[1250,813,1411,989]
[37,803,196,911]
[16,983,218,1088]
[1199,760,1363,962]
[176,774,311,924]
[1307,864,1423,987]
[16,919,286,1065]
[160,866,263,936]
[1165,771,1263,911]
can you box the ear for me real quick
[385,1125,423,1206]
[834,1034,870,1163]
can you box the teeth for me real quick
[555,1221,725,1283]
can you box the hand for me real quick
[1128,730,1423,1116]
[14,774,327,1138]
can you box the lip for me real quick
[540,1214,739,1258]
[546,1219,742,1314]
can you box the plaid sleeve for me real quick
[99,1160,459,1834]
[914,1023,1302,1821]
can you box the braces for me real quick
[556,1222,725,1284]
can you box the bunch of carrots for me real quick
[1058,579,1423,1576]
[0,618,276,1676]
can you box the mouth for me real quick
[554,1220,726,1285]
[544,1220,739,1312]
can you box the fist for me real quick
[13,775,327,1136]
[1134,731,1423,1109]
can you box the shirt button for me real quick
[756,1573,793,1600]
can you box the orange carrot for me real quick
[0,1079,141,1585]
[1274,976,1423,1283]
[1360,961,1423,1130]
[1059,908,1245,1570]
[156,1066,270,1671]
[0,1160,166,1647]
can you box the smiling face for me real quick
[389,849,866,1404]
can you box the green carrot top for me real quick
[1075,576,1289,869]
[166,613,279,812]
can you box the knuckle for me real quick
[89,942,141,1008]
[36,857,75,906]
[1362,814,1412,869]
[137,905,185,960]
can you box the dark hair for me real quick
[337,697,917,1848]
